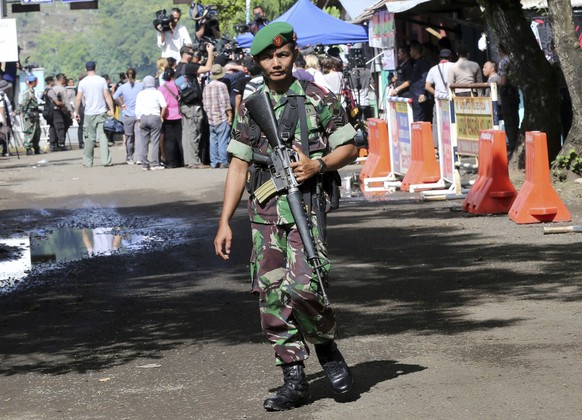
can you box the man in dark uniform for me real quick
[389,44,414,98]
[409,40,434,122]
[47,73,73,151]
[214,22,357,412]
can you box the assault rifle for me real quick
[245,91,330,306]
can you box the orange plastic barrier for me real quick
[358,118,391,187]
[508,131,571,224]
[400,122,440,192]
[462,130,517,214]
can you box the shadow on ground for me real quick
[0,193,581,377]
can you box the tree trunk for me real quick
[477,0,562,168]
[547,0,582,178]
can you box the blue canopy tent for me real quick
[236,0,368,48]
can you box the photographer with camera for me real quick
[155,8,193,61]
[191,3,221,40]
[248,6,269,35]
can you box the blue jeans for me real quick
[209,121,230,167]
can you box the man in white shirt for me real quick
[425,49,455,148]
[425,49,454,99]
[73,61,115,167]
[135,76,167,171]
[156,8,193,62]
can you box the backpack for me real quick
[175,74,201,105]
[41,90,55,124]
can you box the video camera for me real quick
[192,36,241,61]
[253,12,266,23]
[21,57,39,74]
[153,9,175,32]
[192,36,216,56]
[190,3,219,29]
[234,23,250,34]
[347,48,366,68]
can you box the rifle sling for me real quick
[249,85,317,218]
[295,94,314,218]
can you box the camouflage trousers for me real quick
[22,118,40,152]
[250,219,337,366]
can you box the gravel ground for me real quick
[0,145,581,419]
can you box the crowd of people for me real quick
[388,38,521,157]
[0,5,368,169]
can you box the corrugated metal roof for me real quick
[338,0,379,20]
[351,0,437,23]
[521,0,582,8]
[352,0,582,23]
[384,0,432,13]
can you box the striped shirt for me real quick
[202,79,231,126]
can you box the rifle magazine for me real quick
[255,179,278,204]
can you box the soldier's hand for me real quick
[106,110,114,117]
[214,223,233,260]
[290,145,320,183]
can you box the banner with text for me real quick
[453,97,494,156]
[437,99,455,182]
[387,99,412,175]
[0,20,19,62]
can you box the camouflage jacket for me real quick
[228,79,356,225]
[20,87,40,121]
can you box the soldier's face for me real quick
[255,43,297,84]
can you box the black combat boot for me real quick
[315,341,353,395]
[263,362,310,411]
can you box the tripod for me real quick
[342,68,369,149]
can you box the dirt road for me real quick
[1,147,581,419]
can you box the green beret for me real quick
[250,22,296,56]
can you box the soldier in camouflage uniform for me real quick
[19,74,41,155]
[214,22,358,411]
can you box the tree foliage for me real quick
[18,0,164,79]
[547,0,582,179]
[477,0,562,165]
[13,0,338,80]
[14,0,302,80]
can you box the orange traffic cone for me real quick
[462,134,489,212]
[359,118,391,188]
[400,122,440,192]
[463,130,517,214]
[508,131,571,224]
